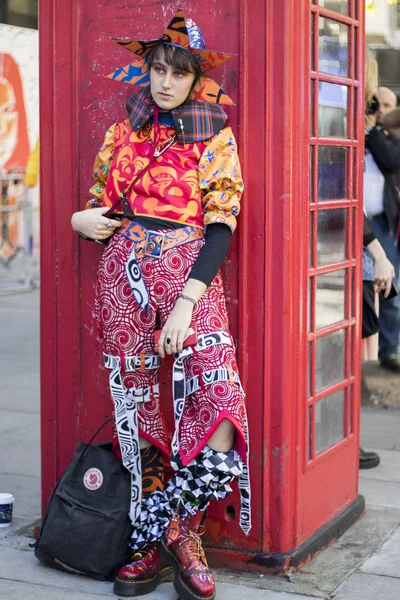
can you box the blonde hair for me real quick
[365,47,378,106]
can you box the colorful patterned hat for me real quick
[107,7,235,105]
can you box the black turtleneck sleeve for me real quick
[189,223,232,286]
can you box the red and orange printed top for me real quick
[88,119,243,233]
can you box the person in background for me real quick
[364,78,400,372]
[377,87,398,127]
[359,51,396,469]
[361,214,394,469]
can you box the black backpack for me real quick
[34,420,132,581]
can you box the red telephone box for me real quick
[40,0,365,571]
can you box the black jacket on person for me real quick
[365,127,400,235]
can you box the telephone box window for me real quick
[318,82,348,138]
[317,209,346,266]
[315,390,346,454]
[316,269,346,329]
[318,18,349,77]
[316,329,346,391]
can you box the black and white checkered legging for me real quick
[129,445,243,550]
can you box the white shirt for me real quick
[364,151,385,217]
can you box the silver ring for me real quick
[106,220,113,229]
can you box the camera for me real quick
[366,94,380,115]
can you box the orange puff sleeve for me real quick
[198,126,244,233]
[85,124,117,209]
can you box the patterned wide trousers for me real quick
[95,229,251,541]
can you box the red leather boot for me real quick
[113,542,173,597]
[160,509,216,600]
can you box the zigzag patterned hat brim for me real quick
[107,8,235,105]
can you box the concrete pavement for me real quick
[1,289,400,599]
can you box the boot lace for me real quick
[182,528,208,567]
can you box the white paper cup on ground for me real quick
[0,493,14,527]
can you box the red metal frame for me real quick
[308,0,361,466]
[296,0,364,545]
[40,0,81,507]
[40,0,365,570]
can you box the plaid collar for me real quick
[126,86,228,144]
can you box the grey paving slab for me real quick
[0,420,40,476]
[0,391,40,414]
[0,547,323,600]
[0,580,114,600]
[0,473,40,519]
[360,407,400,451]
[0,411,37,437]
[291,506,400,594]
[213,507,400,599]
[0,517,38,540]
[0,577,325,600]
[360,526,400,579]
[213,583,322,600]
[334,572,400,600]
[359,478,400,509]
[0,547,122,597]
[359,449,400,483]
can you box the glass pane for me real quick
[310,211,314,266]
[316,269,346,329]
[308,406,313,461]
[319,0,349,15]
[311,15,315,71]
[350,384,353,433]
[308,342,313,396]
[315,389,345,454]
[353,147,358,200]
[350,325,353,377]
[317,208,346,266]
[316,329,345,391]
[318,18,349,77]
[353,26,358,81]
[309,277,313,332]
[318,83,348,137]
[318,146,347,200]
[311,81,315,136]
[310,147,315,203]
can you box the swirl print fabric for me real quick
[95,230,247,466]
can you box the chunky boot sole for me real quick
[113,565,173,597]
[160,538,216,600]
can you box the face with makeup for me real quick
[150,58,196,110]
[0,76,18,168]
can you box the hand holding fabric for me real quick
[158,278,207,357]
[366,238,395,298]
[71,207,121,241]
